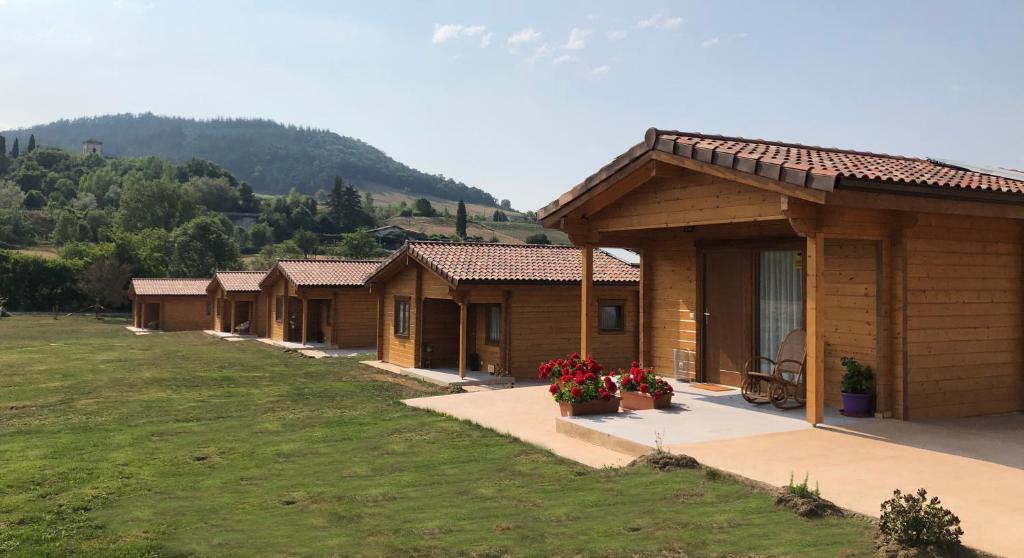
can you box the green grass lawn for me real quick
[0,316,876,557]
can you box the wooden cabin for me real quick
[207,271,268,336]
[366,241,640,379]
[540,128,1024,423]
[257,259,380,347]
[128,278,210,331]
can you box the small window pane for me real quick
[275,296,283,322]
[599,303,624,332]
[394,298,410,336]
[486,305,501,343]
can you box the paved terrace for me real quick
[404,382,1024,557]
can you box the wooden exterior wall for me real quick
[379,264,421,367]
[265,276,291,342]
[904,214,1024,418]
[333,289,377,348]
[132,295,209,331]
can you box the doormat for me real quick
[689,383,735,392]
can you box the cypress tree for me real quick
[27,134,36,153]
[0,135,6,156]
[455,200,467,238]
[10,137,19,158]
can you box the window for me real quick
[485,305,501,344]
[275,295,283,323]
[394,297,410,337]
[598,300,625,333]
[216,299,222,317]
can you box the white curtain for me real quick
[758,250,804,371]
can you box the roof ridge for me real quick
[650,128,926,163]
[407,240,580,249]
[132,277,209,281]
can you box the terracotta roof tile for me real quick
[276,259,381,287]
[131,278,209,296]
[539,128,1024,219]
[372,241,639,285]
[213,271,266,292]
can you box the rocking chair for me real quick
[741,329,807,409]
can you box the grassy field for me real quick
[0,316,876,557]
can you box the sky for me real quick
[1,0,1023,211]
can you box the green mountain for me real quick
[1,113,498,206]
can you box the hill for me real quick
[1,113,499,206]
[383,215,570,245]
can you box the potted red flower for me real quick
[616,363,674,410]
[538,353,620,416]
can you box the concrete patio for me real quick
[364,360,515,387]
[404,382,1024,557]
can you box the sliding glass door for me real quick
[757,250,804,370]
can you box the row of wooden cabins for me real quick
[129,126,1024,425]
[128,243,642,377]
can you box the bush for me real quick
[615,362,674,398]
[879,488,963,550]
[840,356,873,394]
[525,233,550,245]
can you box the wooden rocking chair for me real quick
[741,329,807,409]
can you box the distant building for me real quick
[82,138,103,156]
[367,225,427,250]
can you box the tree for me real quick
[78,255,131,309]
[249,222,272,250]
[293,229,319,258]
[112,228,172,277]
[492,210,508,222]
[189,176,239,212]
[119,175,197,231]
[167,216,241,277]
[0,136,5,156]
[414,198,435,217]
[455,200,467,238]
[330,230,383,259]
[525,233,551,245]
[10,138,19,158]
[27,134,36,153]
[326,176,346,224]
[23,190,46,209]
[362,191,375,214]
[500,199,512,210]
[327,177,373,232]
[238,182,259,212]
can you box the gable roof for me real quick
[367,241,639,286]
[539,127,1024,220]
[209,270,266,293]
[259,259,381,288]
[130,278,209,297]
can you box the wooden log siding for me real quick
[380,265,418,367]
[904,214,1024,418]
[585,171,786,232]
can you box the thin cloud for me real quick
[607,29,628,41]
[528,42,552,62]
[700,36,720,48]
[636,15,684,30]
[433,23,463,44]
[463,25,486,37]
[564,28,591,50]
[591,64,610,75]
[507,27,541,53]
[479,32,492,48]
[552,54,575,65]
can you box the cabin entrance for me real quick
[305,299,329,344]
[700,242,804,387]
[420,298,461,369]
[233,301,252,334]
[286,297,303,342]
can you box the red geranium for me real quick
[614,363,673,398]
[538,352,617,403]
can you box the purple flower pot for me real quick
[840,392,873,417]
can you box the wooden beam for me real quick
[781,195,818,237]
[375,291,385,361]
[300,296,308,346]
[502,290,512,376]
[830,189,1024,220]
[805,232,825,425]
[639,249,651,367]
[413,266,423,367]
[651,150,828,204]
[230,299,237,334]
[580,245,594,358]
[458,300,468,379]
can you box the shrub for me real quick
[879,488,963,550]
[615,362,674,397]
[786,472,820,499]
[525,233,550,245]
[537,353,617,403]
[839,356,873,394]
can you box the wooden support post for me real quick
[580,245,594,358]
[458,300,468,379]
[300,296,309,346]
[805,232,825,425]
[501,290,512,375]
[375,290,385,361]
[230,299,237,334]
[139,301,145,328]
[639,248,650,367]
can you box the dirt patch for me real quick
[875,534,983,558]
[629,452,700,471]
[774,489,844,518]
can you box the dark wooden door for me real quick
[702,249,753,387]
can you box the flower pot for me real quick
[620,390,673,410]
[840,392,873,417]
[558,397,620,417]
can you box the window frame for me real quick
[394,296,411,338]
[597,299,626,334]
[484,304,501,345]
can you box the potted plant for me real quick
[538,353,620,416]
[839,356,874,417]
[616,363,674,410]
